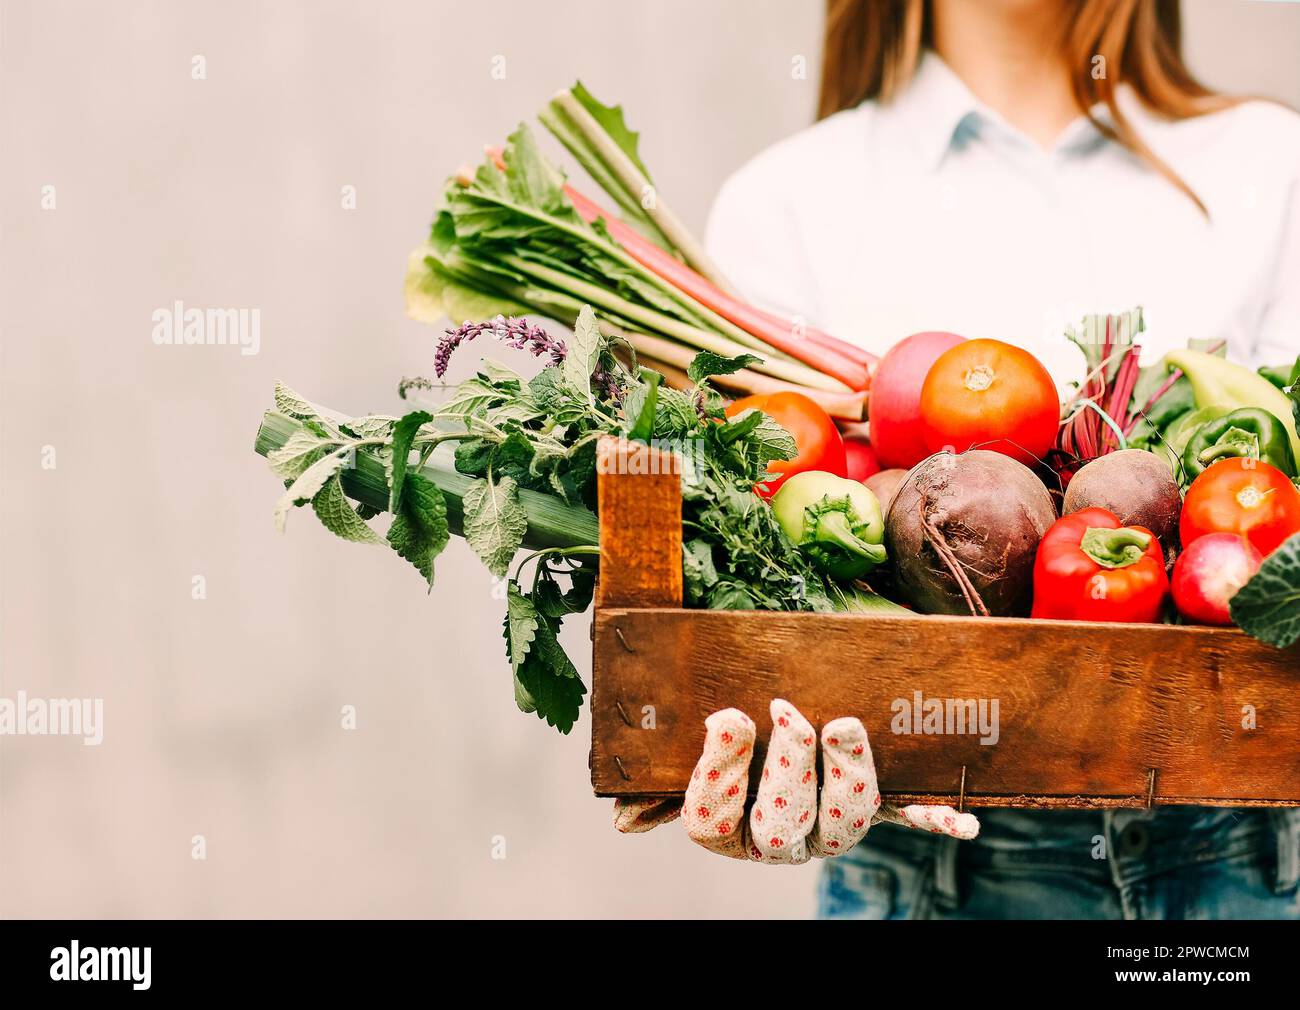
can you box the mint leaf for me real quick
[388,410,433,512]
[267,429,330,479]
[1230,534,1300,648]
[654,386,700,437]
[386,471,450,589]
[453,437,494,477]
[274,449,349,533]
[563,304,603,402]
[504,581,540,671]
[752,415,799,466]
[312,474,385,545]
[438,377,503,419]
[687,351,762,385]
[504,580,584,732]
[682,539,719,597]
[514,618,585,734]
[622,370,660,442]
[717,407,765,445]
[494,431,536,486]
[463,474,528,577]
[274,381,322,421]
[341,415,398,440]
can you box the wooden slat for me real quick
[594,437,682,608]
[591,608,1300,807]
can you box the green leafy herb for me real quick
[387,472,450,589]
[312,475,386,545]
[687,351,763,385]
[1230,534,1300,649]
[258,321,844,735]
[463,474,529,577]
[387,410,433,511]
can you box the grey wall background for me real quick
[2,0,1298,918]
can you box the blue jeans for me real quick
[818,808,1300,919]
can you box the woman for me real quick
[697,0,1299,919]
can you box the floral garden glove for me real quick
[613,699,979,863]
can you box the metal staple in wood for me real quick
[615,626,635,653]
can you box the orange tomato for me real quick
[918,339,1060,466]
[725,392,846,497]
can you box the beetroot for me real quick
[1062,449,1182,550]
[863,468,908,513]
[886,450,1057,616]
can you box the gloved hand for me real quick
[613,699,978,863]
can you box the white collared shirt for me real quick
[705,52,1300,385]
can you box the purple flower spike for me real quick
[434,315,567,378]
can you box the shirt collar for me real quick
[882,50,1122,168]
[883,51,985,169]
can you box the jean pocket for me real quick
[818,859,896,920]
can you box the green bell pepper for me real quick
[1259,363,1294,390]
[1164,349,1300,463]
[1181,407,1298,480]
[770,471,887,582]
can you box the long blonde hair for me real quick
[818,0,1240,211]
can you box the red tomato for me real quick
[1180,458,1300,557]
[1170,533,1263,625]
[869,331,966,469]
[918,339,1060,467]
[726,392,846,497]
[843,437,881,483]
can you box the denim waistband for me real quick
[867,807,1300,910]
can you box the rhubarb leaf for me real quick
[404,245,531,325]
[387,410,433,512]
[386,471,450,589]
[312,475,385,546]
[463,474,528,577]
[570,81,652,182]
[502,124,576,220]
[1230,534,1300,648]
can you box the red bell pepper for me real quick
[1031,507,1169,623]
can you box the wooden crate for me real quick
[590,438,1300,809]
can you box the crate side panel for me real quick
[591,610,1300,805]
